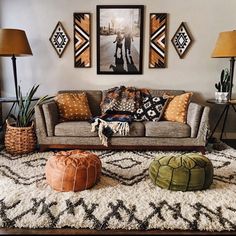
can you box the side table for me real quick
[0,97,39,129]
[207,99,236,140]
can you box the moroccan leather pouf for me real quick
[45,150,102,192]
[149,153,213,191]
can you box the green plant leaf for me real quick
[9,84,52,127]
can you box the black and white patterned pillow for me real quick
[133,96,168,121]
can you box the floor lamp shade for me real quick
[0,28,32,99]
[0,29,32,56]
[212,30,236,100]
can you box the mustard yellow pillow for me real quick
[54,92,92,121]
[163,92,192,123]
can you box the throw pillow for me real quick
[54,92,92,121]
[134,95,169,121]
[163,92,192,123]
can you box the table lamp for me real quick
[0,28,32,100]
[212,30,236,100]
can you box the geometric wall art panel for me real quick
[171,22,193,59]
[149,13,168,68]
[74,13,91,68]
[49,21,70,58]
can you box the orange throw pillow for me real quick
[163,92,192,123]
[54,92,92,121]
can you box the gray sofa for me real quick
[35,89,210,153]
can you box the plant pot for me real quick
[215,92,229,102]
[4,120,37,155]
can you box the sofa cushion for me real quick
[145,121,191,137]
[163,92,192,123]
[55,121,98,137]
[150,89,185,97]
[55,121,145,137]
[112,121,145,137]
[54,92,92,122]
[134,95,168,121]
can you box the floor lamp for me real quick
[0,29,32,100]
[212,30,236,101]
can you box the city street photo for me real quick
[96,5,144,74]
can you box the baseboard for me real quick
[214,132,236,139]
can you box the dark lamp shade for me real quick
[0,28,32,56]
[212,31,236,58]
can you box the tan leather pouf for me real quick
[45,150,102,192]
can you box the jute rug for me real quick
[0,144,236,231]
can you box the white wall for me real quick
[1,0,236,136]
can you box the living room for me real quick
[0,0,236,235]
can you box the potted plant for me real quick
[215,68,230,102]
[4,85,50,155]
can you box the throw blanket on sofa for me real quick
[91,118,130,146]
[91,86,149,146]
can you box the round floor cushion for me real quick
[149,153,213,191]
[45,150,102,192]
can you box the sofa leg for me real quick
[197,146,206,155]
[38,145,48,152]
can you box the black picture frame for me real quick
[96,5,144,74]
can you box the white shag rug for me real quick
[0,144,236,231]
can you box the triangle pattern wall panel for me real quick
[74,13,91,68]
[149,13,168,68]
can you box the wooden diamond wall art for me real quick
[149,13,168,68]
[171,22,193,59]
[49,21,70,58]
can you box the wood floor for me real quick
[0,228,235,235]
[0,139,236,235]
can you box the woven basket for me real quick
[4,120,37,155]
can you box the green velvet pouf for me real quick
[149,153,214,191]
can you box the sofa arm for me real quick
[187,102,204,137]
[42,100,59,136]
[197,106,210,143]
[35,104,47,140]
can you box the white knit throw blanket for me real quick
[91,118,130,146]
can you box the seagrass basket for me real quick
[4,120,37,155]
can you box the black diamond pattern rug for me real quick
[0,145,236,231]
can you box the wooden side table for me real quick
[207,99,236,140]
[0,97,39,129]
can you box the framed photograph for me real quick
[171,22,193,59]
[149,13,168,68]
[96,5,144,74]
[74,13,91,67]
